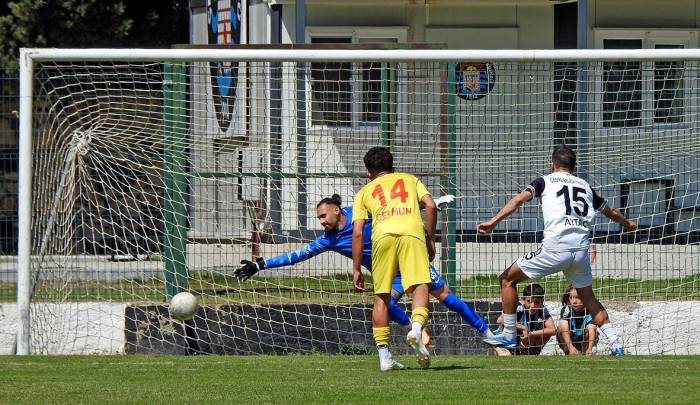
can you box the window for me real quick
[654,44,684,124]
[361,62,382,122]
[306,28,406,127]
[603,39,642,128]
[357,38,398,124]
[310,37,352,126]
[595,29,696,129]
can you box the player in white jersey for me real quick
[477,145,637,355]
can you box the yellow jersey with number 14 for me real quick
[352,172,430,242]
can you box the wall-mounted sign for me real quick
[456,62,496,101]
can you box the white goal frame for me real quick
[17,47,700,355]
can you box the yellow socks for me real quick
[411,307,429,337]
[373,326,392,361]
[372,326,390,348]
[411,307,429,326]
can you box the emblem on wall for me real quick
[207,0,242,132]
[456,62,496,101]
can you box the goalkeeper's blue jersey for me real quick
[262,207,445,293]
[263,207,373,270]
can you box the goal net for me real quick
[14,48,700,355]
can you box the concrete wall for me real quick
[1,302,125,355]
[3,300,699,355]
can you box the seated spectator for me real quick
[558,284,598,355]
[497,283,556,355]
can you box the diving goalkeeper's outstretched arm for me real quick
[234,237,329,281]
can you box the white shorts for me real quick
[515,247,592,288]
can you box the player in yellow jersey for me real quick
[351,146,437,371]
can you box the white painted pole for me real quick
[23,47,700,63]
[16,49,34,355]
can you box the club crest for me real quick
[456,62,496,101]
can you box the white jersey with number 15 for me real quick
[526,172,607,252]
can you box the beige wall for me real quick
[591,0,698,29]
[299,0,700,48]
[303,2,553,49]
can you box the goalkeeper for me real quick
[234,193,495,344]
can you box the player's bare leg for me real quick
[481,262,528,348]
[411,283,430,310]
[575,286,608,325]
[406,283,431,368]
[499,262,529,316]
[421,327,433,348]
[373,293,404,371]
[498,263,529,340]
[576,285,625,355]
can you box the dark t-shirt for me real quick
[516,302,551,334]
[512,302,552,355]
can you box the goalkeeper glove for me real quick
[434,194,455,210]
[234,257,266,281]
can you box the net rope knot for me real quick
[72,130,92,156]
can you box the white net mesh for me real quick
[21,51,700,355]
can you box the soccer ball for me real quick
[169,291,199,321]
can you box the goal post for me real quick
[16,47,700,355]
[442,62,458,287]
[16,49,34,356]
[162,62,189,299]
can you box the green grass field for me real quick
[1,273,698,303]
[1,355,698,404]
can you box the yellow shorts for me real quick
[371,234,431,294]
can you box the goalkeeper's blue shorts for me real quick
[391,265,445,297]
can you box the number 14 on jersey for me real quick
[371,179,409,207]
